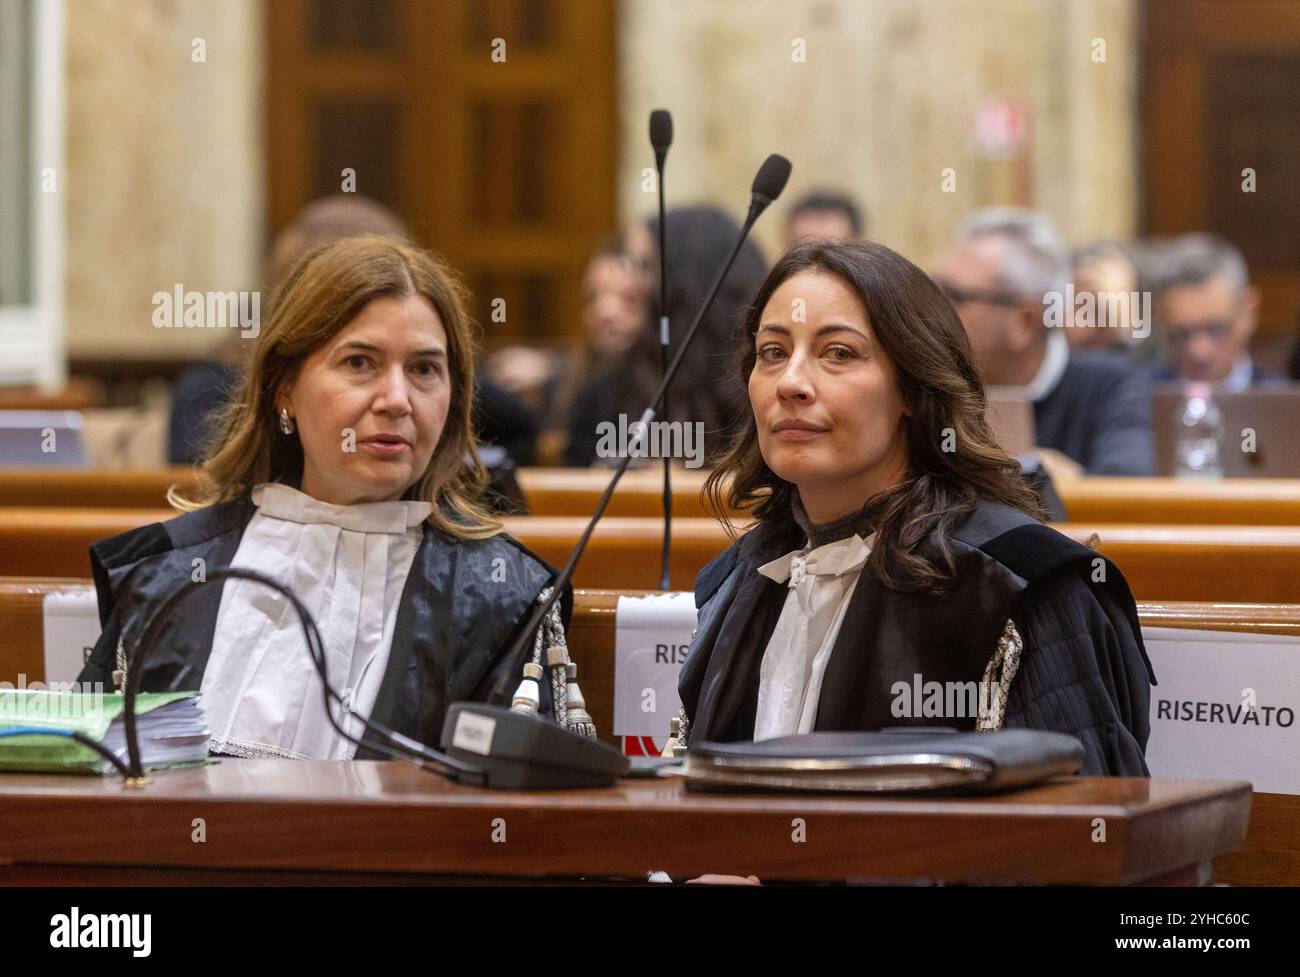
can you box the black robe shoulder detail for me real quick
[77,496,567,758]
[679,499,1155,776]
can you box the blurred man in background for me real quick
[1148,233,1284,390]
[784,190,865,248]
[935,208,1154,476]
[1068,240,1143,354]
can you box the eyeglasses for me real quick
[934,279,1020,308]
[1164,321,1235,346]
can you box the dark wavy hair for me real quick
[704,239,1044,593]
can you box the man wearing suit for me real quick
[935,208,1154,476]
[1149,233,1285,391]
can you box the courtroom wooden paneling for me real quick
[517,468,1300,526]
[517,466,722,518]
[5,508,1300,602]
[0,468,198,508]
[0,508,167,578]
[0,759,1251,884]
[1059,477,1300,526]
[7,466,1300,527]
[1143,0,1300,347]
[266,0,617,347]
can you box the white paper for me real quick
[1143,626,1300,794]
[41,587,101,686]
[613,592,698,737]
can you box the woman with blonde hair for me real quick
[79,236,568,760]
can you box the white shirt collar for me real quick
[758,533,874,587]
[752,534,873,741]
[1026,330,1070,402]
[252,482,431,534]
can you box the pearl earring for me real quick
[279,408,296,435]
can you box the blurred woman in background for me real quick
[565,205,767,467]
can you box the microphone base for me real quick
[440,703,629,790]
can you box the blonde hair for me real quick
[169,235,502,540]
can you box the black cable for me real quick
[121,567,483,783]
[0,727,133,778]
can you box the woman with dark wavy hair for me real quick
[676,240,1154,776]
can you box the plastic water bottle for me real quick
[1174,382,1223,478]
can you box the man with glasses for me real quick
[1149,234,1284,391]
[935,208,1154,476]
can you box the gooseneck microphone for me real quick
[483,152,793,706]
[649,109,674,591]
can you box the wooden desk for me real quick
[0,760,1250,885]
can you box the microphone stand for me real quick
[489,155,792,705]
[652,111,673,590]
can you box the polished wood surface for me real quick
[518,466,721,518]
[0,468,198,508]
[0,507,167,578]
[4,507,1300,600]
[1059,477,1300,526]
[0,580,1289,885]
[0,759,1251,884]
[518,468,1300,526]
[0,378,104,412]
[5,465,1299,527]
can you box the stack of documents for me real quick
[0,690,209,774]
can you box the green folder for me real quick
[0,690,209,775]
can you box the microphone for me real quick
[649,108,672,168]
[443,154,793,787]
[649,109,674,591]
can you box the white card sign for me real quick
[613,592,698,739]
[1143,626,1300,794]
[42,587,102,686]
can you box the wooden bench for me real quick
[4,507,1300,602]
[1058,476,1300,526]
[518,468,1300,526]
[0,578,1293,886]
[0,468,199,508]
[7,465,1300,528]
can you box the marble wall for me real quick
[64,0,263,359]
[616,0,1138,269]
[59,0,1137,357]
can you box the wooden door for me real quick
[1143,0,1300,350]
[266,0,618,348]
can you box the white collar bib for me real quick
[252,482,431,533]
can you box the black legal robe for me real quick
[678,499,1156,776]
[76,494,568,759]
